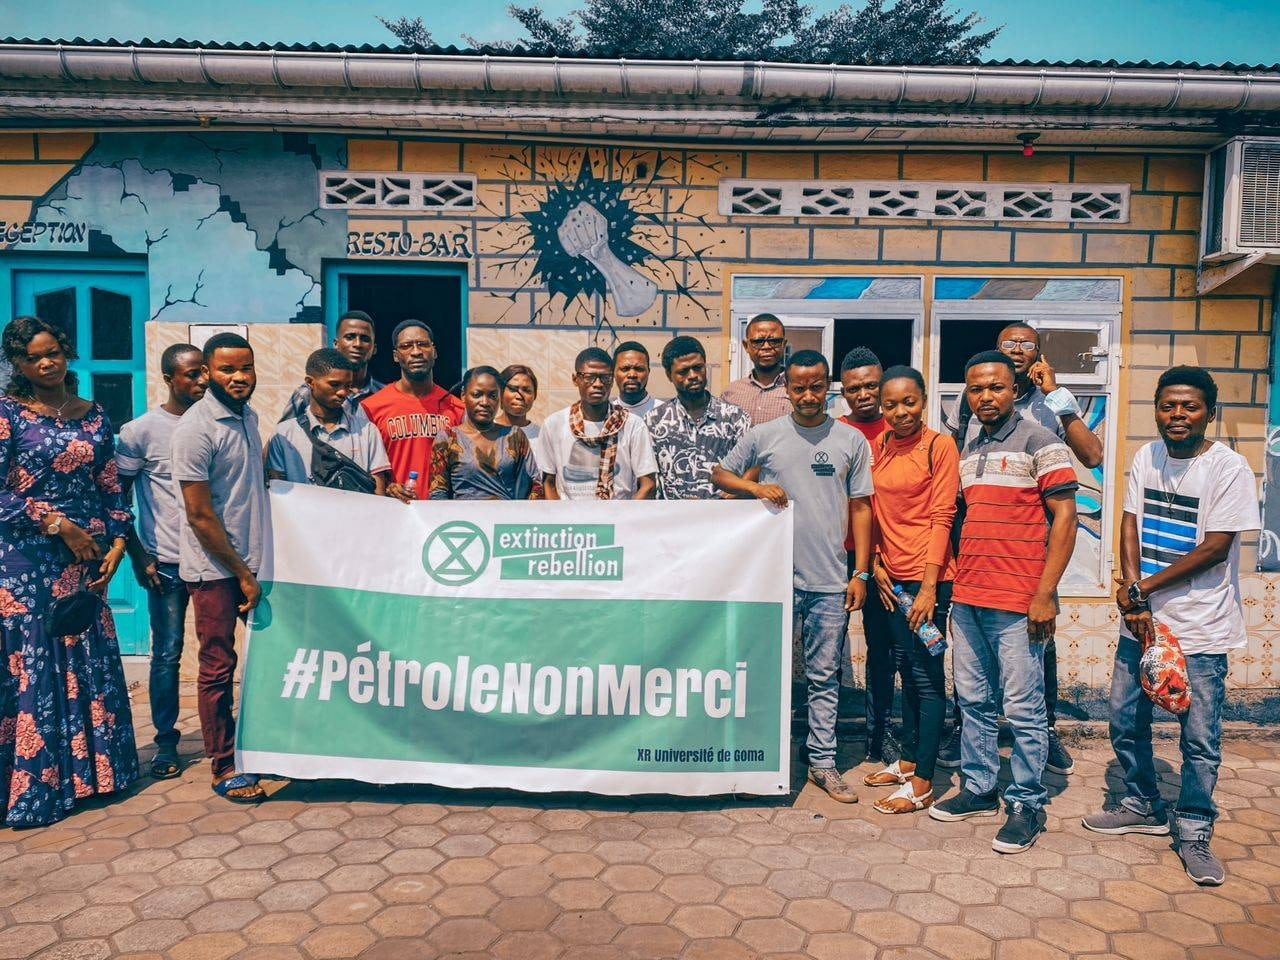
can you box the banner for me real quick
[236,484,793,796]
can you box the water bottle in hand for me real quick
[403,471,419,498]
[892,583,946,657]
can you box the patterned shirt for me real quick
[645,396,751,500]
[721,371,791,425]
[954,414,1078,615]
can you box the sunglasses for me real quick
[1000,339,1039,352]
[747,337,786,348]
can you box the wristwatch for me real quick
[852,570,871,582]
[44,515,63,536]
[1127,581,1148,605]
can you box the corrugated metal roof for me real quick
[4,36,1278,73]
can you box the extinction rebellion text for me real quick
[282,642,749,719]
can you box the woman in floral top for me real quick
[0,316,139,827]
[430,366,540,501]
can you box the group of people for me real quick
[0,308,1257,888]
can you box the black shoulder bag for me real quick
[295,412,378,494]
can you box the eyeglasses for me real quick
[397,340,434,352]
[578,372,614,384]
[1000,339,1038,352]
[747,337,785,348]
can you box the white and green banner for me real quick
[236,483,793,796]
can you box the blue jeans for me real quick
[148,562,189,753]
[951,602,1048,811]
[795,590,849,769]
[1109,637,1228,841]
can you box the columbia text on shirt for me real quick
[1122,440,1261,653]
[169,392,269,582]
[954,415,1078,615]
[360,383,464,498]
[720,416,873,593]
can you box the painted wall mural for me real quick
[25,132,349,325]
[1260,426,1280,571]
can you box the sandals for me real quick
[873,781,934,814]
[864,760,911,787]
[150,754,182,780]
[212,771,266,804]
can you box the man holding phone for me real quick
[938,322,1102,777]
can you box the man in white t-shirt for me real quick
[1084,366,1260,888]
[537,347,657,501]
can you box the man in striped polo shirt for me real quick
[929,351,1078,854]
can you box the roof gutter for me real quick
[1,43,1279,114]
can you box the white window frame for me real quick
[927,284,1122,597]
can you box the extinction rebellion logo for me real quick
[423,522,624,585]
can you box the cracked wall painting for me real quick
[478,149,721,330]
[23,133,348,324]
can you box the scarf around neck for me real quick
[569,401,629,499]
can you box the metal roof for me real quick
[5,36,1279,73]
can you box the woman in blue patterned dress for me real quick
[0,316,139,827]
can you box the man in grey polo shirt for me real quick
[171,331,270,804]
[267,348,390,492]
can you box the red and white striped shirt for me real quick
[954,415,1078,615]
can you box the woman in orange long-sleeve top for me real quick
[863,365,960,814]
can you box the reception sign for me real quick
[237,484,793,796]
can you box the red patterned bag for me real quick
[1139,621,1192,715]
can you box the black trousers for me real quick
[888,581,952,782]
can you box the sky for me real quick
[4,0,1278,65]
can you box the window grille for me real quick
[319,172,477,211]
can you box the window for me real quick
[929,276,1122,596]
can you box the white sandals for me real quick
[863,760,908,787]
[873,781,934,814]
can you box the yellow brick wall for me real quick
[0,132,95,239]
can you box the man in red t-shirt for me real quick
[838,347,895,766]
[361,319,464,501]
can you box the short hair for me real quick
[337,310,374,332]
[840,346,882,375]
[392,319,433,346]
[613,340,649,362]
[964,350,1017,376]
[880,364,926,393]
[462,365,503,391]
[306,347,356,378]
[161,342,202,377]
[745,313,785,337]
[786,349,830,379]
[1156,365,1218,410]
[500,364,539,395]
[202,332,252,364]
[575,347,613,371]
[661,335,706,373]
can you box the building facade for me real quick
[1,42,1278,715]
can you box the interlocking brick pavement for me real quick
[2,698,1280,959]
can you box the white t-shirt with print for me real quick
[1121,440,1260,654]
[535,406,658,501]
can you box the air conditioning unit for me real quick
[1201,137,1280,262]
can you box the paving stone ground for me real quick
[2,692,1279,960]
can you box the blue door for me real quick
[7,260,151,655]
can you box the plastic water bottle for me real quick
[891,583,946,657]
[403,471,419,498]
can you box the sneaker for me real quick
[993,803,1044,854]
[1178,838,1225,886]
[1045,728,1075,776]
[1082,805,1170,836]
[808,767,858,803]
[936,726,962,769]
[928,788,1000,822]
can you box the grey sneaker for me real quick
[1178,839,1225,886]
[936,726,962,769]
[993,802,1044,854]
[1082,805,1170,836]
[808,767,858,803]
[1045,728,1075,776]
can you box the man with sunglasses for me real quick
[938,322,1103,778]
[722,314,793,425]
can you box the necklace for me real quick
[1157,439,1206,504]
[29,392,75,419]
